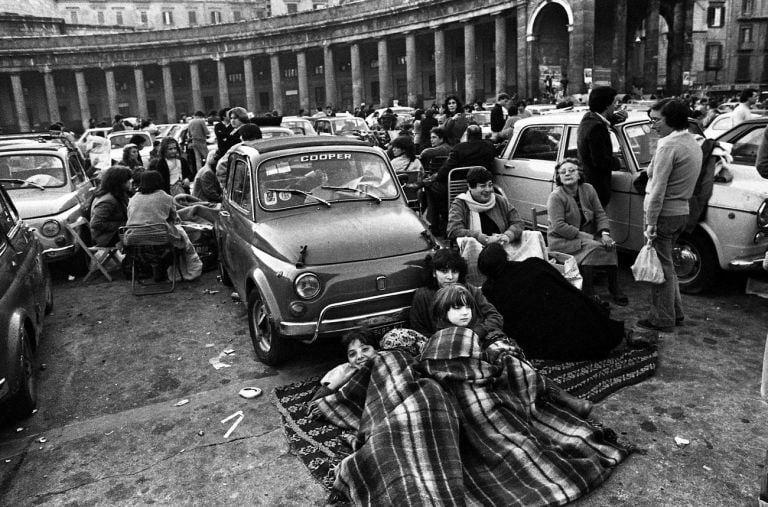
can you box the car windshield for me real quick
[331,118,369,133]
[110,133,147,149]
[0,154,67,188]
[257,151,398,210]
[621,119,704,170]
[470,111,491,126]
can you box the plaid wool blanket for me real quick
[312,327,633,506]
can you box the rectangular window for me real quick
[736,54,751,82]
[233,11,242,21]
[227,73,243,83]
[313,65,324,75]
[162,11,174,26]
[97,11,105,24]
[286,3,298,13]
[740,26,753,44]
[210,11,222,24]
[115,11,123,25]
[742,0,754,16]
[283,68,297,78]
[188,11,197,25]
[512,125,564,161]
[397,56,406,65]
[707,5,725,27]
[70,11,78,24]
[140,11,148,25]
[705,44,723,69]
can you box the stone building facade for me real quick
[0,0,765,133]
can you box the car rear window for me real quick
[0,154,67,188]
[257,152,398,210]
[511,125,563,161]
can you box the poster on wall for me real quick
[593,67,612,87]
[584,68,593,84]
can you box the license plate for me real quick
[369,321,404,339]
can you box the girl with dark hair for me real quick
[408,248,503,340]
[546,158,628,304]
[89,165,133,247]
[149,137,194,195]
[389,136,424,174]
[443,95,469,145]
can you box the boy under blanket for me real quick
[310,327,633,506]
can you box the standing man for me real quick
[490,93,510,141]
[576,86,626,207]
[187,111,210,171]
[638,99,701,333]
[732,88,757,127]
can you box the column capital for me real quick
[41,65,53,74]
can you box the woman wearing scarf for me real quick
[446,166,524,246]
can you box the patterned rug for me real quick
[272,347,658,491]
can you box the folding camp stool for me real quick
[119,223,179,296]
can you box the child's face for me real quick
[446,305,472,327]
[435,268,459,288]
[347,339,377,369]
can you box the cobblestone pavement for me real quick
[0,265,767,506]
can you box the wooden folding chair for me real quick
[531,207,549,242]
[63,217,115,283]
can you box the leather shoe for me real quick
[546,378,593,418]
[637,319,674,333]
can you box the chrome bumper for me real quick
[278,288,416,341]
[43,244,75,257]
[728,256,766,270]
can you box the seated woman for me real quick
[126,170,202,281]
[311,283,631,505]
[478,242,626,361]
[546,158,628,305]
[89,166,133,247]
[409,248,503,342]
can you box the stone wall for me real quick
[0,0,58,18]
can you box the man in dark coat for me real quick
[490,93,510,140]
[576,86,626,206]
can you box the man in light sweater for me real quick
[187,110,210,171]
[640,99,701,332]
[731,88,757,127]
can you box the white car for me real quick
[703,110,767,139]
[108,131,153,169]
[259,127,295,139]
[365,106,416,129]
[281,117,317,136]
[76,128,112,171]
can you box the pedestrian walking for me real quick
[638,99,701,332]
[187,111,210,171]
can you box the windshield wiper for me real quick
[267,188,331,207]
[321,185,382,204]
[0,178,45,190]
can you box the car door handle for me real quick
[504,162,516,169]
[219,210,231,218]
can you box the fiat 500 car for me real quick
[215,137,435,365]
[493,111,768,293]
[0,183,52,420]
[312,116,378,146]
[0,140,95,271]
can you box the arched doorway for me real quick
[531,2,570,100]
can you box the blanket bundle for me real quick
[312,327,633,506]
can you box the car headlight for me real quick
[758,199,768,229]
[41,220,61,237]
[294,273,321,300]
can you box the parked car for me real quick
[461,111,493,141]
[215,137,435,365]
[364,106,416,129]
[703,110,767,139]
[280,116,317,136]
[259,126,295,139]
[311,116,378,146]
[108,131,153,169]
[492,111,768,293]
[0,139,96,271]
[0,183,52,420]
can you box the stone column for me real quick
[612,0,628,92]
[42,67,60,124]
[405,33,418,108]
[161,63,176,123]
[377,39,391,107]
[270,54,283,114]
[350,43,363,107]
[434,29,446,105]
[323,45,337,108]
[243,58,256,113]
[10,74,29,132]
[189,62,203,113]
[569,0,595,94]
[75,70,91,130]
[216,58,229,109]
[464,22,477,104]
[516,6,529,97]
[104,68,118,120]
[133,66,148,119]
[297,50,309,113]
[667,0,685,95]
[644,0,660,94]
[495,17,507,97]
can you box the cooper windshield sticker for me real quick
[299,153,352,162]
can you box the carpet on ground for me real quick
[272,347,658,490]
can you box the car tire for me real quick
[218,258,233,287]
[44,268,54,315]
[675,229,719,294]
[247,288,291,366]
[8,326,37,420]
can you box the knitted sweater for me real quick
[127,190,177,227]
[644,130,701,225]
[546,183,609,254]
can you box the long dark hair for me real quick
[423,248,468,290]
[158,137,180,160]
[138,170,164,194]
[390,135,417,161]
[431,284,475,327]
[95,165,133,200]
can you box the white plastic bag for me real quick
[548,251,583,289]
[631,240,665,284]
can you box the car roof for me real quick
[0,141,67,153]
[513,109,649,126]
[237,136,370,155]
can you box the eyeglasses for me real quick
[558,167,578,175]
[647,112,663,124]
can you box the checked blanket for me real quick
[310,328,633,506]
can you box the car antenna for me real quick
[296,244,308,268]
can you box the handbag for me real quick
[631,239,666,284]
